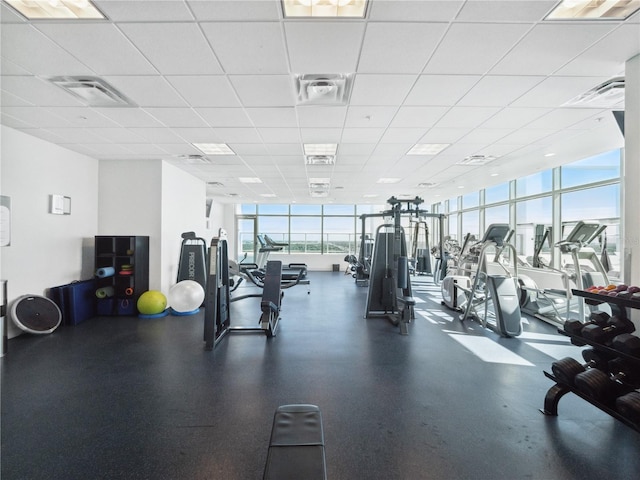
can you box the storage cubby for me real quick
[541,289,640,432]
[94,236,149,316]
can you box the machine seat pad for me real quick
[399,296,416,306]
[264,404,326,480]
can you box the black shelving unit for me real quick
[541,289,640,432]
[94,236,149,316]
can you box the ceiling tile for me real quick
[389,106,448,128]
[170,127,223,143]
[201,22,288,74]
[340,127,385,143]
[144,108,209,128]
[88,128,147,144]
[104,76,188,107]
[246,108,297,127]
[457,128,512,144]
[1,24,90,76]
[434,106,501,129]
[92,108,165,128]
[491,23,616,76]
[457,75,544,107]
[229,75,295,107]
[94,0,195,21]
[285,22,365,73]
[44,127,113,143]
[479,107,551,129]
[424,23,532,75]
[43,107,120,128]
[257,127,301,143]
[1,76,84,107]
[300,128,342,143]
[556,24,640,77]
[368,1,463,21]
[350,74,417,105]
[2,106,71,128]
[35,23,156,75]
[379,128,427,144]
[525,108,606,130]
[418,127,468,144]
[345,106,397,127]
[119,23,223,75]
[510,76,611,108]
[188,0,281,21]
[358,22,447,73]
[128,128,188,144]
[456,0,557,22]
[404,75,480,105]
[166,76,240,107]
[297,106,347,127]
[196,108,254,127]
[212,128,264,144]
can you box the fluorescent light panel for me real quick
[376,178,401,184]
[282,0,368,18]
[304,144,337,156]
[238,177,263,184]
[407,144,450,155]
[546,0,640,20]
[193,143,235,155]
[5,0,105,19]
[306,155,336,165]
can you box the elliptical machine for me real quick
[457,224,523,337]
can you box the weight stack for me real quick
[1,280,7,357]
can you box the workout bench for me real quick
[263,404,327,480]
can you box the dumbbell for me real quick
[563,312,611,346]
[611,333,640,358]
[574,361,638,403]
[581,316,636,345]
[551,353,612,386]
[616,391,640,425]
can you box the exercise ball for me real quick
[169,280,205,313]
[137,290,167,315]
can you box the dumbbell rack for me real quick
[541,289,640,433]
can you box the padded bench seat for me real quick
[263,404,326,480]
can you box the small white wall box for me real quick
[49,194,71,215]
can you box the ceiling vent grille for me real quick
[179,155,214,165]
[295,74,353,105]
[49,76,135,107]
[306,155,336,165]
[457,155,496,166]
[564,76,625,108]
[310,190,329,198]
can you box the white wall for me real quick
[161,161,213,293]
[0,126,99,338]
[99,159,220,295]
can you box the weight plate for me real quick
[10,295,62,334]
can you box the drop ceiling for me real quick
[1,0,638,205]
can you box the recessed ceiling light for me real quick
[363,194,379,198]
[418,182,437,188]
[304,144,337,156]
[546,0,640,20]
[193,143,235,155]
[238,177,262,184]
[5,0,105,19]
[376,178,401,184]
[260,193,277,198]
[458,186,465,189]
[490,173,499,177]
[282,0,368,18]
[407,144,450,155]
[544,153,556,157]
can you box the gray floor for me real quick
[2,272,640,480]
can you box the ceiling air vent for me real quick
[306,155,336,165]
[310,190,329,198]
[295,74,353,105]
[178,154,213,165]
[457,155,496,166]
[207,181,224,187]
[564,76,625,108]
[49,76,135,107]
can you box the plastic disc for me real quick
[138,309,169,319]
[10,295,62,334]
[170,308,200,316]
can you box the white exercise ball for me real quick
[168,280,205,313]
